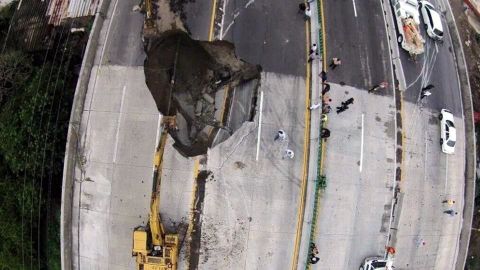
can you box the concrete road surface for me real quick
[394,103,465,269]
[70,0,204,269]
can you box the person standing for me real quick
[420,90,431,100]
[341,97,354,106]
[321,128,330,138]
[309,102,321,110]
[274,130,286,141]
[304,7,312,20]
[320,71,327,83]
[310,43,318,54]
[442,199,456,205]
[422,84,435,91]
[322,83,331,95]
[322,104,331,114]
[336,104,349,114]
[444,209,458,216]
[308,52,319,63]
[329,57,341,69]
[298,3,306,13]
[284,149,295,159]
[369,81,388,93]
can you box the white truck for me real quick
[391,0,425,56]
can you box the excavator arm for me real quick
[132,116,179,270]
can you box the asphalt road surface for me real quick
[221,0,306,76]
[324,0,393,90]
[391,0,465,268]
[399,0,463,115]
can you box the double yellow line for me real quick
[291,0,326,269]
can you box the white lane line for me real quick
[255,91,264,161]
[113,85,127,163]
[352,0,358,17]
[444,154,449,194]
[360,113,364,172]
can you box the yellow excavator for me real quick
[132,116,179,270]
[143,0,159,38]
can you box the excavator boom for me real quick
[132,116,179,270]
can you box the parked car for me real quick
[419,0,444,40]
[439,109,456,154]
[359,257,393,270]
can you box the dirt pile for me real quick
[144,30,260,156]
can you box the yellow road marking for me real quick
[208,0,218,41]
[320,0,327,71]
[291,17,312,270]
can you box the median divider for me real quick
[302,0,328,269]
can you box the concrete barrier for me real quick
[60,0,112,269]
[443,2,477,270]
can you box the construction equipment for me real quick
[143,0,159,38]
[132,116,179,270]
[391,0,425,56]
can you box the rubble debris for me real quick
[144,30,261,157]
[188,170,210,270]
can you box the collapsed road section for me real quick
[144,30,261,157]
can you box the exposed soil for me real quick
[188,170,210,270]
[169,0,195,23]
[144,30,260,157]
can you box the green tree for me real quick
[0,65,67,178]
[0,170,41,270]
[0,50,33,105]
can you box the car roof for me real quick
[449,126,457,141]
[425,3,443,31]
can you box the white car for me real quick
[439,109,456,154]
[359,257,392,270]
[419,1,444,40]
